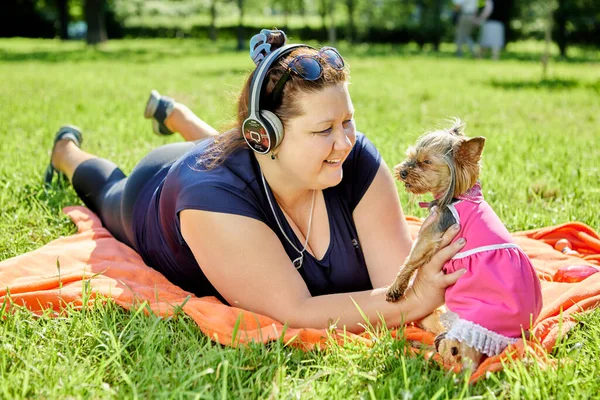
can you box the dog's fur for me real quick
[385,118,486,370]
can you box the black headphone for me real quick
[242,43,312,154]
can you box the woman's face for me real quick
[276,82,356,190]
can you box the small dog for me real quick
[386,119,542,370]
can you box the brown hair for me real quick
[201,32,349,169]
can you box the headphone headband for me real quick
[247,44,308,119]
[243,43,314,155]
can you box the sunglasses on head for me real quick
[270,47,345,106]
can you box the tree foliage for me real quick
[1,0,597,52]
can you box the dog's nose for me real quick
[400,169,408,179]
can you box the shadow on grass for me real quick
[490,78,581,91]
[1,38,598,65]
[195,67,250,77]
[0,41,242,64]
[338,43,599,64]
[490,77,600,92]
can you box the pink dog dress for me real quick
[438,182,542,356]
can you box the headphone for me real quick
[242,43,312,154]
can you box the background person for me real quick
[452,0,479,57]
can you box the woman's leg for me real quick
[53,139,133,246]
[163,102,220,142]
[52,136,194,248]
[119,141,195,246]
[51,140,97,182]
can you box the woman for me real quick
[45,29,467,333]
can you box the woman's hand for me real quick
[410,209,467,314]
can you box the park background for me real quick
[2,0,599,56]
[1,0,599,398]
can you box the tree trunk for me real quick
[85,0,107,45]
[236,0,245,51]
[57,0,70,40]
[209,0,217,42]
[542,11,552,80]
[319,0,328,30]
[432,0,443,51]
[554,0,568,58]
[328,0,336,45]
[419,0,443,51]
[363,2,373,42]
[345,0,355,43]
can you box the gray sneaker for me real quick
[44,125,83,187]
[144,90,175,135]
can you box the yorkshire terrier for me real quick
[386,119,542,370]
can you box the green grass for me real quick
[1,38,599,398]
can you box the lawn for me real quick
[0,38,599,398]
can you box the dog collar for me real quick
[418,182,483,209]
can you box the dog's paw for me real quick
[386,279,409,302]
[385,287,403,303]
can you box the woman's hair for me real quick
[201,30,349,169]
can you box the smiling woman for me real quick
[44,29,468,333]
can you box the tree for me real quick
[56,0,70,40]
[551,0,599,57]
[271,0,305,29]
[541,0,557,78]
[328,0,337,45]
[318,0,328,30]
[417,0,444,50]
[209,0,218,41]
[344,0,356,43]
[516,0,599,58]
[0,0,55,38]
[85,0,107,44]
[316,0,337,44]
[553,0,569,57]
[236,0,245,50]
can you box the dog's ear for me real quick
[454,136,485,163]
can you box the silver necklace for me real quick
[261,171,316,269]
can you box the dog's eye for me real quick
[422,160,432,165]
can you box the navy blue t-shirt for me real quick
[133,133,382,303]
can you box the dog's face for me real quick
[393,123,486,205]
[393,144,452,197]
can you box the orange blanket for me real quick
[1,206,599,382]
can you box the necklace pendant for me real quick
[293,255,303,269]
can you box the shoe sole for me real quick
[44,125,83,187]
[144,90,160,119]
[58,125,83,143]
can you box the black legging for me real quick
[71,142,195,248]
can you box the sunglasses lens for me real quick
[321,49,345,70]
[291,57,322,80]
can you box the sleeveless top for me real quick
[132,133,382,303]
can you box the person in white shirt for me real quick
[453,0,493,57]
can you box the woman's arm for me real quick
[353,161,468,317]
[352,162,413,288]
[180,209,465,333]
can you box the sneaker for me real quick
[43,125,83,187]
[144,90,175,136]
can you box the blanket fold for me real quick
[1,206,599,382]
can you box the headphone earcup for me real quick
[260,110,284,149]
